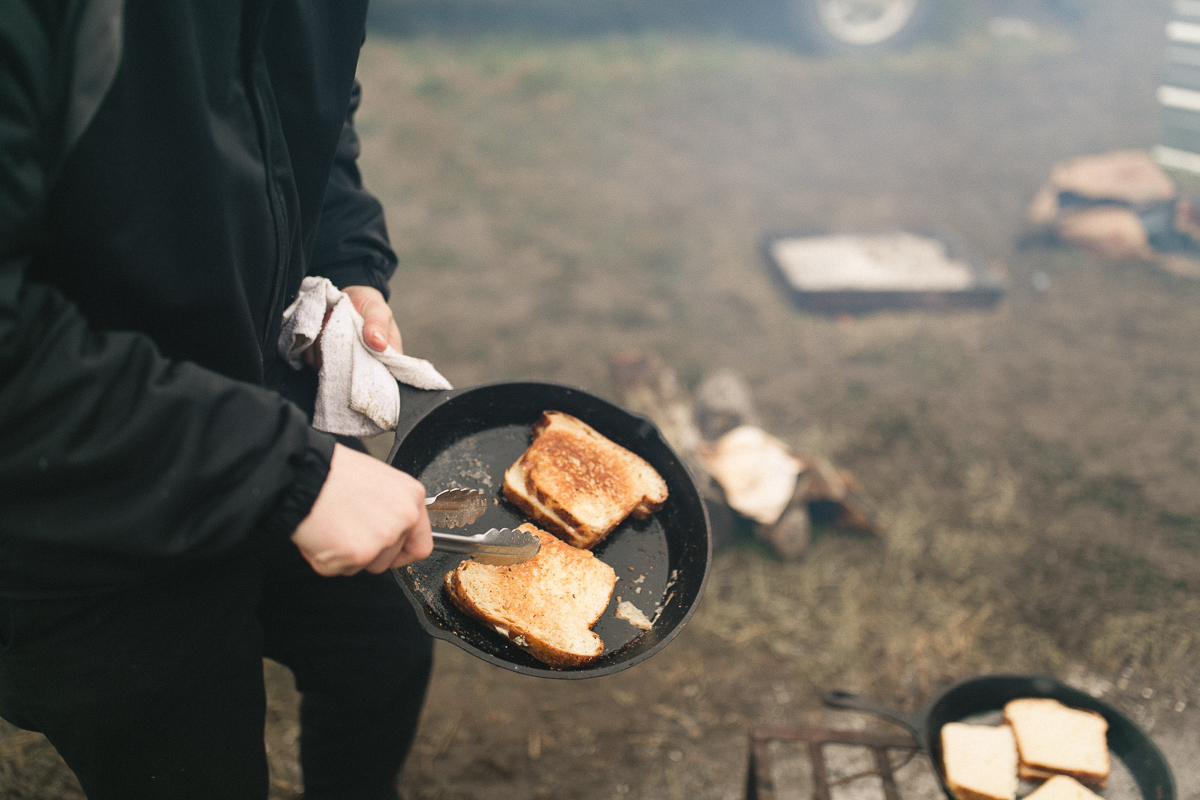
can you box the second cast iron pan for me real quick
[823,673,1175,800]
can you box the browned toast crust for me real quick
[501,458,591,547]
[502,411,668,549]
[1017,765,1108,790]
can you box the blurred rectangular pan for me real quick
[386,380,712,679]
[762,229,1006,315]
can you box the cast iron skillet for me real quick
[823,674,1175,799]
[386,380,712,679]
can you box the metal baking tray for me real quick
[763,230,1005,314]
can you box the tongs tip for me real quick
[431,526,541,566]
[425,488,489,529]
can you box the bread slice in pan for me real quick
[503,411,668,549]
[1023,775,1103,800]
[443,524,618,668]
[1003,698,1110,789]
[940,722,1019,800]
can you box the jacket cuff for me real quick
[320,257,392,301]
[261,433,338,541]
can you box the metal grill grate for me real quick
[745,725,928,800]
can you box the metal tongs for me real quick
[425,488,540,566]
[430,527,541,566]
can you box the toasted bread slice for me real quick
[1023,775,1103,800]
[502,411,668,549]
[1004,698,1109,789]
[940,722,1019,800]
[502,460,584,546]
[443,524,618,668]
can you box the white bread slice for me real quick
[503,411,668,549]
[1003,698,1109,789]
[1023,775,1104,800]
[940,722,1018,800]
[443,524,617,668]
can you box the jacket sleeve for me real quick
[0,4,335,561]
[311,81,398,299]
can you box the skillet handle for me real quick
[821,691,924,736]
[388,381,455,464]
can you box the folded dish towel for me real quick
[279,277,453,437]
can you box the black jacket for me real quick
[0,0,397,596]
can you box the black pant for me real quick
[0,534,433,800]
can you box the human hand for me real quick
[291,443,433,576]
[343,285,402,354]
[302,285,402,370]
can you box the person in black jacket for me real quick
[0,2,436,799]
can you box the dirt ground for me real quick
[2,1,1198,798]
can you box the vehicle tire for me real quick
[785,0,935,54]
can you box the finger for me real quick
[298,545,351,578]
[353,292,393,352]
[367,492,429,574]
[365,536,408,574]
[390,525,433,569]
[360,299,393,352]
[343,286,393,352]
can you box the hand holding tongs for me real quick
[425,488,540,566]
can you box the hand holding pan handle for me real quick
[822,691,925,736]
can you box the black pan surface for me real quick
[386,380,712,679]
[824,674,1175,800]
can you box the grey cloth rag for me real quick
[279,277,452,437]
